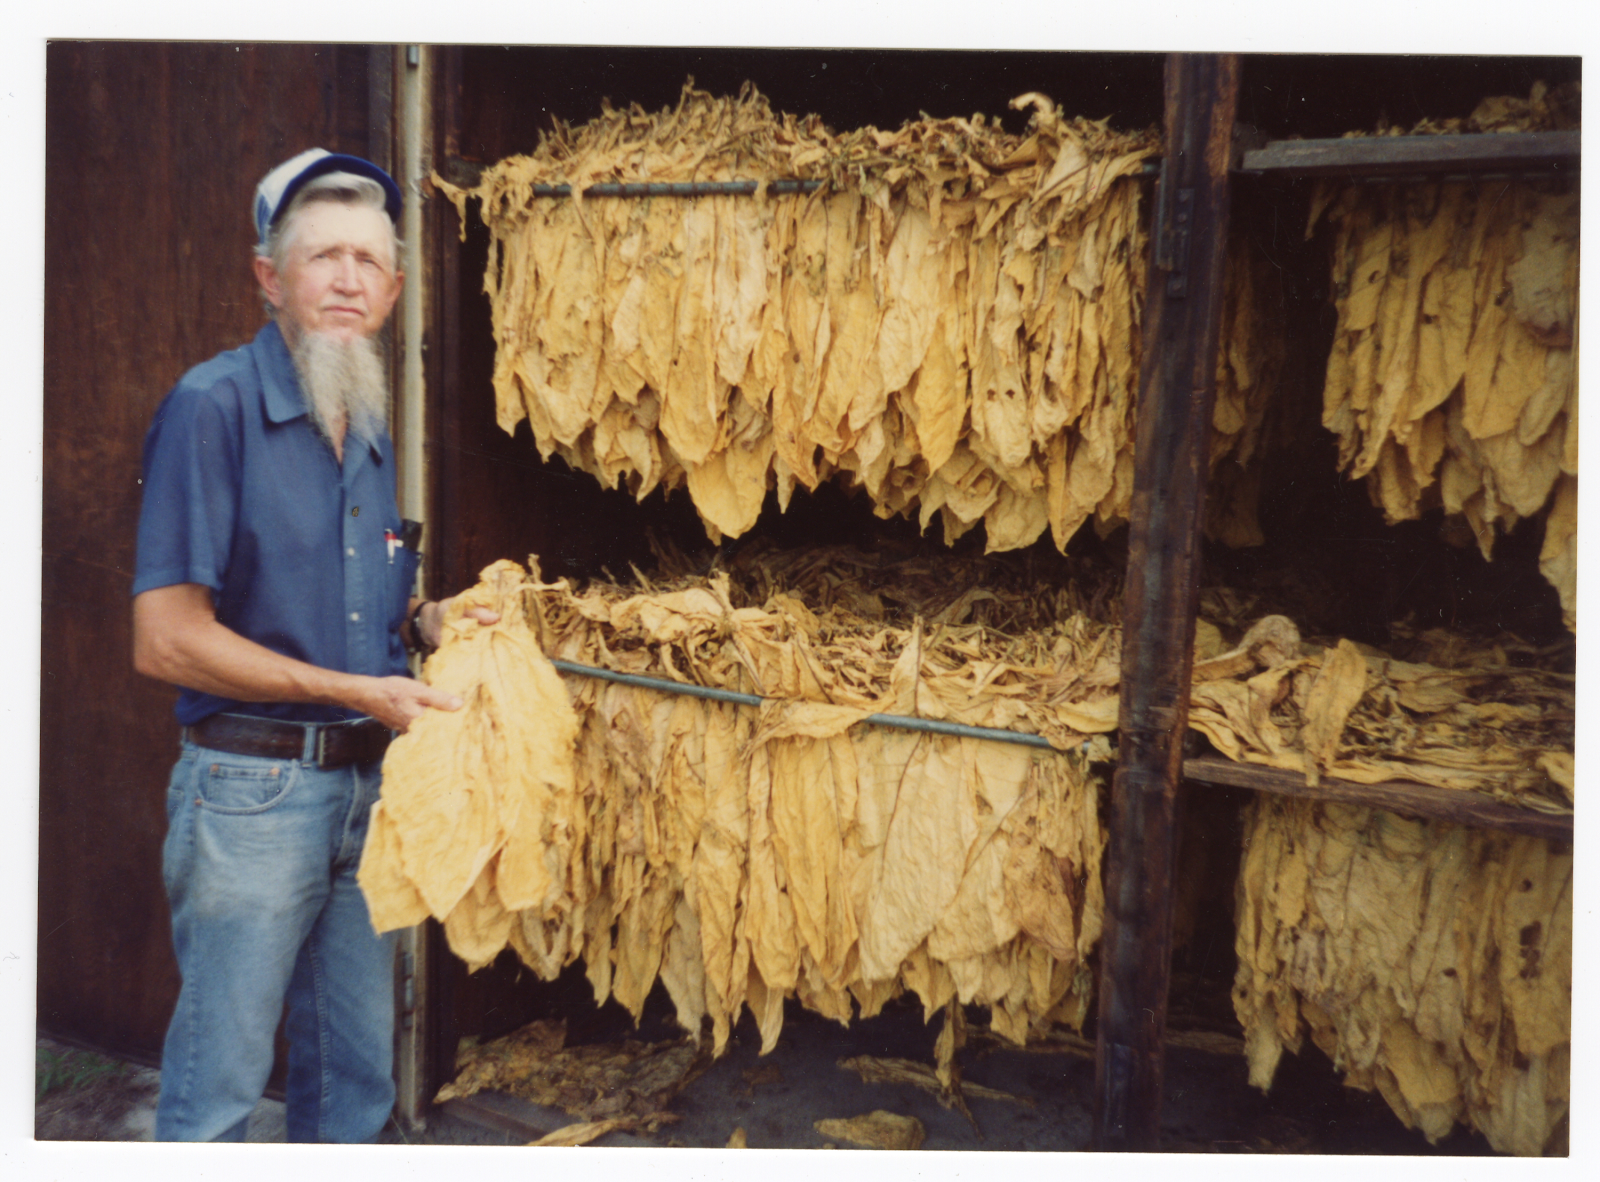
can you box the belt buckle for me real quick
[313,724,332,769]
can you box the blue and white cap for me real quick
[253,148,404,247]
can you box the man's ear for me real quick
[252,255,284,310]
[379,270,405,322]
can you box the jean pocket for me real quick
[166,749,199,823]
[196,759,297,814]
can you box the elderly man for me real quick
[132,149,485,1142]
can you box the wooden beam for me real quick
[1183,756,1572,845]
[1093,52,1239,1153]
[1239,130,1578,178]
[425,43,467,1105]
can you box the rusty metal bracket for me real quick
[1153,161,1195,299]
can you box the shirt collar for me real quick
[255,320,385,463]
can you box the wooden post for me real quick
[425,42,467,1104]
[1093,52,1239,1152]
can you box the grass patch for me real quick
[36,1046,126,1102]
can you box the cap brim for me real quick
[271,153,403,232]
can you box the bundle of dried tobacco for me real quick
[1234,796,1571,1156]
[440,83,1278,553]
[1311,84,1579,626]
[362,555,1117,1056]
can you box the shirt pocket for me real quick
[388,544,421,635]
[196,758,297,814]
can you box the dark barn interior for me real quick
[422,45,1576,1137]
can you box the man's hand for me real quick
[350,676,465,733]
[412,596,501,650]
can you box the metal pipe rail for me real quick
[529,179,823,198]
[438,159,1164,194]
[548,657,1062,751]
[531,165,1164,197]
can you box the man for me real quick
[132,149,487,1142]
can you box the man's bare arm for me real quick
[133,583,463,732]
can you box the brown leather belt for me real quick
[182,713,393,769]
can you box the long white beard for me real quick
[290,331,390,446]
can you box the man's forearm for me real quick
[131,583,465,731]
[134,583,370,710]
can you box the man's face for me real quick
[253,202,403,344]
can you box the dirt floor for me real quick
[37,986,1502,1154]
[409,991,1499,1154]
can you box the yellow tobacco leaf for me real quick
[453,83,1164,556]
[1298,640,1371,784]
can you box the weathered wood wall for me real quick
[40,40,381,1058]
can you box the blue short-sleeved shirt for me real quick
[133,320,419,725]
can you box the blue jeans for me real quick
[155,741,397,1142]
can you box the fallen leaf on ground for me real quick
[529,1112,677,1147]
[839,1055,1032,1107]
[815,1111,926,1150]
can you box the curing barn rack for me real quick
[413,48,1576,1148]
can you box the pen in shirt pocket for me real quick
[385,529,398,563]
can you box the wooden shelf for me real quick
[1238,130,1578,179]
[1183,755,1572,844]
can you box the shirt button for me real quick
[351,506,361,517]
[347,547,356,558]
[350,611,361,622]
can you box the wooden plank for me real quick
[428,41,466,603]
[1240,130,1578,178]
[1183,756,1572,845]
[366,44,396,176]
[1092,52,1240,1154]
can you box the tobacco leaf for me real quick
[814,1110,926,1150]
[529,1112,678,1147]
[437,1018,708,1122]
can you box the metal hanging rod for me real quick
[439,158,1165,194]
[548,657,1062,751]
[528,170,1167,198]
[529,179,823,198]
